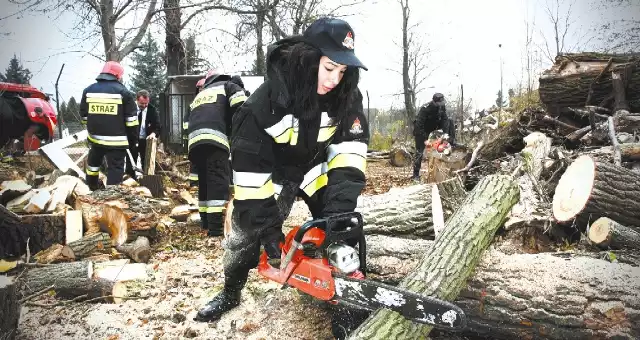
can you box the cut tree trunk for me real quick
[0,276,19,340]
[284,177,467,238]
[620,143,640,160]
[358,177,466,238]
[588,217,640,249]
[139,175,164,198]
[348,174,520,339]
[389,147,412,167]
[552,155,640,228]
[116,236,151,263]
[61,232,112,260]
[425,146,469,183]
[18,261,114,300]
[364,240,640,340]
[143,136,157,175]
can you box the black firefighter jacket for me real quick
[230,39,370,232]
[79,74,139,149]
[414,100,448,140]
[186,75,247,154]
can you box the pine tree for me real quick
[4,54,32,84]
[129,32,166,108]
[66,97,80,122]
[185,34,206,75]
[496,90,507,108]
[58,101,68,122]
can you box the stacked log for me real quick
[539,53,640,113]
[0,276,19,340]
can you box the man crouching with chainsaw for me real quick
[194,18,370,338]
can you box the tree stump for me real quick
[348,175,520,339]
[116,236,151,263]
[588,217,640,249]
[425,146,469,183]
[0,276,19,340]
[552,155,640,228]
[389,147,412,167]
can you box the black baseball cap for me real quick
[303,17,368,71]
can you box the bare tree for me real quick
[10,0,161,62]
[537,0,591,63]
[590,0,640,52]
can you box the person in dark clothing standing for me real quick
[412,92,455,181]
[80,61,138,190]
[194,17,370,340]
[187,69,248,236]
[125,90,161,178]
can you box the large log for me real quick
[552,155,640,227]
[0,276,19,340]
[60,232,112,260]
[539,53,640,113]
[348,174,520,339]
[284,177,466,238]
[588,217,640,249]
[116,236,151,263]
[19,261,114,300]
[364,239,640,340]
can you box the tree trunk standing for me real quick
[164,0,185,76]
[254,4,266,76]
[0,276,19,340]
[552,155,640,227]
[400,0,415,122]
[100,1,118,61]
[348,175,519,339]
[612,70,630,114]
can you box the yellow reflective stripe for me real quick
[302,173,328,197]
[190,87,225,110]
[188,174,199,181]
[230,95,247,106]
[87,135,129,147]
[86,169,100,176]
[86,97,122,104]
[125,120,139,127]
[183,122,189,129]
[199,206,224,213]
[234,180,275,200]
[188,133,230,150]
[272,128,294,143]
[290,131,299,145]
[318,126,337,142]
[328,153,366,172]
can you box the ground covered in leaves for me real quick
[16,159,425,340]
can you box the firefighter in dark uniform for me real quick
[187,69,248,236]
[80,61,138,190]
[184,77,206,188]
[195,17,369,339]
[412,92,455,181]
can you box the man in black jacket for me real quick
[412,92,455,181]
[126,89,161,178]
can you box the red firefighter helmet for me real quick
[19,97,57,140]
[101,61,125,80]
[204,68,221,80]
[195,78,205,90]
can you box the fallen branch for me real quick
[589,217,640,249]
[585,57,614,106]
[18,284,55,303]
[608,116,622,166]
[454,141,484,174]
[541,115,580,130]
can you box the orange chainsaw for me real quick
[257,212,467,331]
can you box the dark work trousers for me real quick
[412,135,426,178]
[222,179,370,339]
[189,145,230,235]
[86,146,126,190]
[189,163,199,187]
[125,138,148,178]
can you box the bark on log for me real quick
[589,217,640,249]
[552,155,640,227]
[348,175,520,339]
[619,143,640,160]
[358,177,466,238]
[0,276,19,340]
[61,232,112,260]
[284,177,467,239]
[116,236,151,263]
[389,147,412,167]
[539,53,640,113]
[18,261,114,300]
[365,239,640,340]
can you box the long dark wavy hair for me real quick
[270,41,360,121]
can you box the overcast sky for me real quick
[0,0,635,118]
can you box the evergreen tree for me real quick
[66,97,80,122]
[3,54,32,84]
[129,32,166,108]
[185,34,206,75]
[58,101,68,122]
[496,90,507,108]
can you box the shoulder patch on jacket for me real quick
[349,117,364,136]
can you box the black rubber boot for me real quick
[194,276,246,322]
[207,215,223,237]
[199,212,208,231]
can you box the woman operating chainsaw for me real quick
[194,17,370,338]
